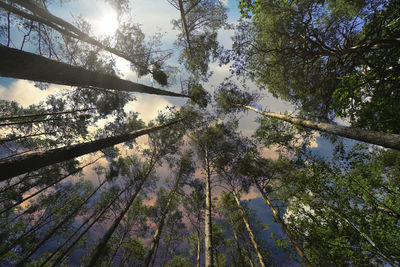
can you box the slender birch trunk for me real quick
[144,171,183,267]
[85,173,149,267]
[149,240,159,267]
[0,45,188,98]
[0,118,182,180]
[229,188,266,267]
[237,104,400,151]
[196,229,201,267]
[254,181,313,267]
[227,217,246,267]
[204,146,214,267]
[327,206,398,267]
[177,0,192,51]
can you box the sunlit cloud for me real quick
[0,79,65,107]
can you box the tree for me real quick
[168,0,228,78]
[3,0,171,85]
[0,116,184,180]
[0,45,188,98]
[215,85,400,150]
[236,153,313,267]
[190,122,240,267]
[183,179,205,267]
[254,120,400,266]
[144,151,195,267]
[85,112,186,266]
[231,0,400,131]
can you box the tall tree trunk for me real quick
[245,243,255,267]
[0,118,182,180]
[229,188,266,267]
[0,157,101,215]
[0,108,95,122]
[144,172,183,267]
[204,146,214,267]
[0,209,56,257]
[86,171,151,267]
[237,104,400,151]
[227,217,246,267]
[161,231,173,267]
[1,131,58,143]
[196,229,201,267]
[149,239,159,267]
[0,117,63,127]
[15,178,107,266]
[254,181,312,267]
[177,0,192,51]
[5,0,158,70]
[0,45,188,98]
[106,230,128,267]
[42,183,133,267]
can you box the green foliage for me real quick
[331,1,400,133]
[188,82,209,108]
[172,0,227,78]
[214,80,258,114]
[168,255,191,267]
[152,68,169,86]
[278,146,400,266]
[233,0,400,131]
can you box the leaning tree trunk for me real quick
[237,104,400,151]
[44,183,133,267]
[0,45,188,98]
[86,167,153,267]
[229,187,266,267]
[227,217,246,267]
[149,240,159,267]
[196,229,201,267]
[204,146,214,267]
[177,0,192,51]
[254,181,313,267]
[144,171,183,267]
[0,108,95,122]
[0,118,182,180]
[5,0,157,73]
[0,157,101,215]
[15,178,107,267]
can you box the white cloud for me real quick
[220,0,229,6]
[0,79,65,107]
[124,94,173,123]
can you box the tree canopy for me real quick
[0,0,399,266]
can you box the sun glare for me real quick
[93,5,118,36]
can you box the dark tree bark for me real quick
[0,108,95,122]
[0,45,188,98]
[0,118,182,180]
